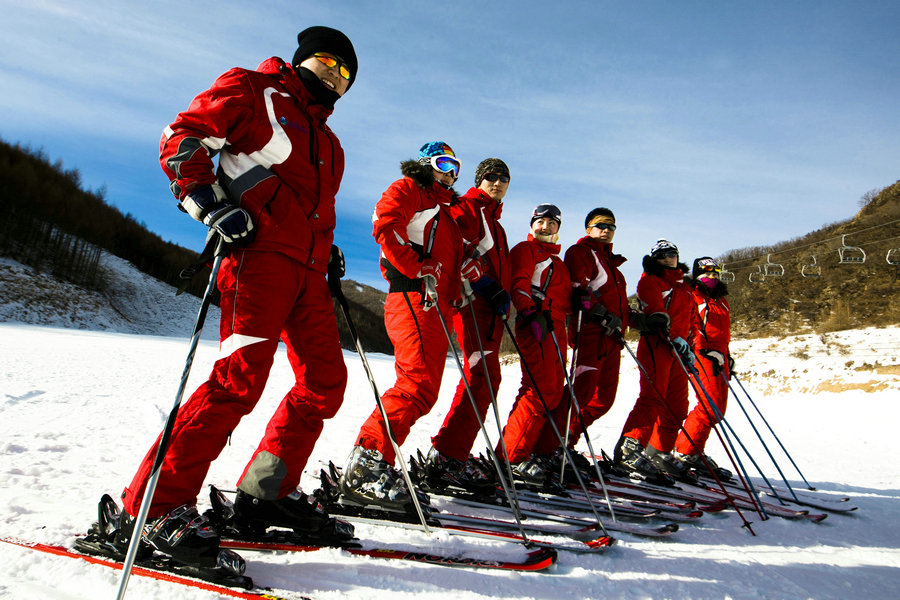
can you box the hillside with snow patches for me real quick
[1,254,899,599]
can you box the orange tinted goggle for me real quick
[313,53,351,80]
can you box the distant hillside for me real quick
[0,137,392,354]
[717,181,900,336]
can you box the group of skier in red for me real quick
[99,25,736,573]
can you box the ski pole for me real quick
[116,237,227,600]
[500,318,610,536]
[559,310,582,469]
[732,372,815,490]
[463,296,528,519]
[331,275,431,533]
[546,326,617,522]
[428,282,530,543]
[717,369,799,503]
[619,336,756,533]
[669,344,766,518]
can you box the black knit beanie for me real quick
[292,26,358,89]
[474,158,510,187]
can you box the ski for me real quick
[220,531,557,571]
[0,535,302,600]
[709,479,858,514]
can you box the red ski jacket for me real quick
[564,236,629,329]
[692,280,731,353]
[509,235,571,323]
[451,187,511,291]
[159,57,343,272]
[373,160,463,302]
[637,256,699,342]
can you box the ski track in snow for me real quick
[1,255,900,599]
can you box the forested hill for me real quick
[0,138,391,354]
[718,181,900,337]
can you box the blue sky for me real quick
[2,0,898,293]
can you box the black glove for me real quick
[570,288,591,313]
[700,349,725,377]
[727,353,736,376]
[588,304,622,337]
[646,312,671,334]
[327,244,345,296]
[471,276,511,316]
[181,184,255,245]
[520,308,551,342]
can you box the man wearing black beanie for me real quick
[111,26,358,572]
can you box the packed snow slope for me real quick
[1,255,899,599]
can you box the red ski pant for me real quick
[356,291,450,465]
[432,297,503,462]
[500,320,567,464]
[620,335,689,454]
[675,355,729,455]
[123,251,347,518]
[538,329,622,452]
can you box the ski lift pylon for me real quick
[749,265,765,283]
[801,255,821,278]
[838,234,866,264]
[719,263,735,283]
[764,254,784,277]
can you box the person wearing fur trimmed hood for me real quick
[612,239,701,484]
[672,257,733,479]
[535,208,629,458]
[426,158,512,494]
[339,141,465,513]
[497,204,572,489]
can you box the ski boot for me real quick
[423,446,496,496]
[339,445,430,515]
[612,437,675,486]
[547,446,594,484]
[646,446,700,484]
[676,452,733,482]
[231,488,355,543]
[509,454,565,493]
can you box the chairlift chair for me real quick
[801,255,821,278]
[719,263,735,283]
[838,234,866,264]
[887,248,900,265]
[748,265,765,283]
[764,254,784,277]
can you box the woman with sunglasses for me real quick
[339,141,466,513]
[672,257,734,480]
[425,158,513,494]
[115,27,358,569]
[612,239,701,484]
[535,208,630,473]
[497,204,572,489]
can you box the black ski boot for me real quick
[548,447,593,484]
[231,488,355,542]
[676,452,733,481]
[612,437,674,486]
[509,454,564,493]
[646,446,700,484]
[424,446,496,496]
[339,445,430,514]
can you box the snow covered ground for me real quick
[1,255,899,599]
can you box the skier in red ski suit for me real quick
[537,208,629,459]
[674,257,734,479]
[425,158,513,493]
[613,239,700,484]
[500,204,571,487]
[338,141,465,512]
[119,27,358,566]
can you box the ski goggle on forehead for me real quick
[312,53,352,80]
[430,155,461,179]
[532,204,561,222]
[698,260,721,272]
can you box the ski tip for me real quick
[585,535,616,549]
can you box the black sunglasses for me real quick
[483,172,510,183]
[591,223,617,232]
